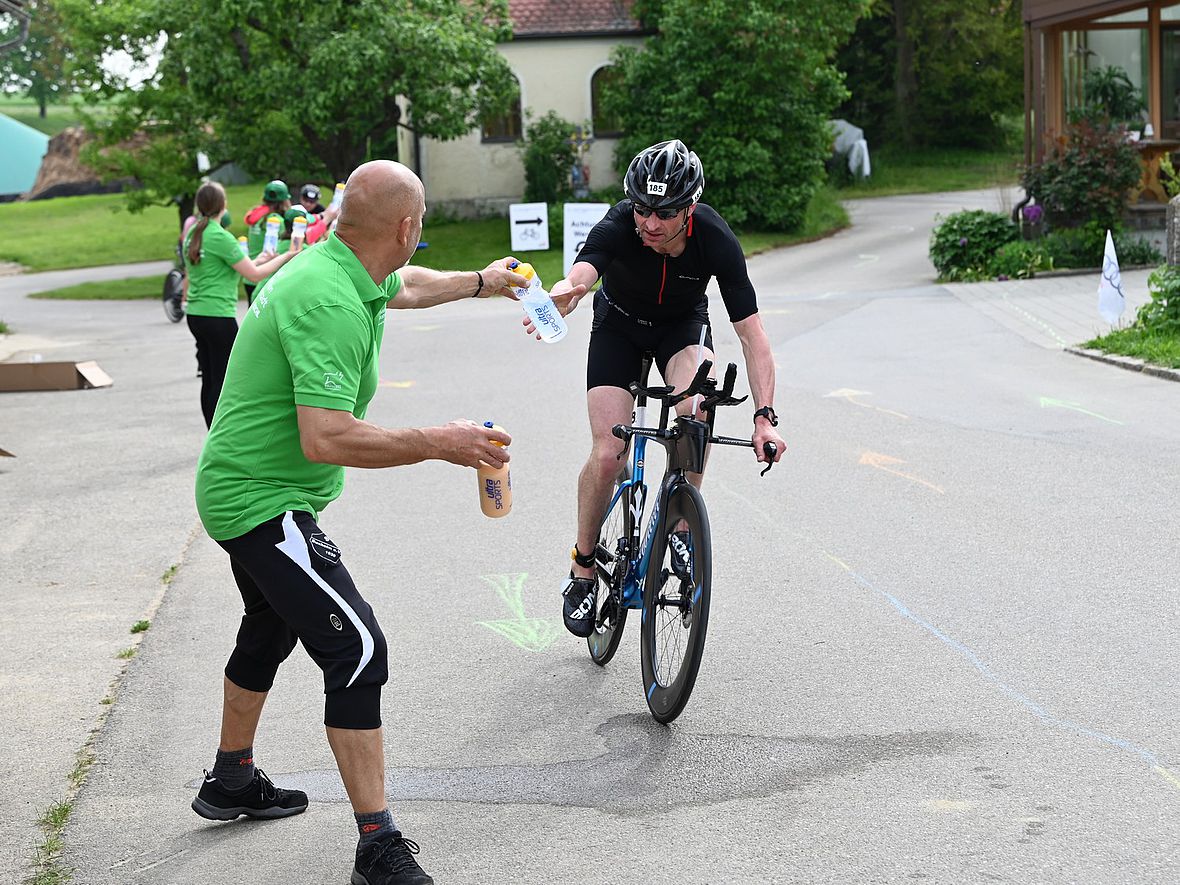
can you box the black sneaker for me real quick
[352,831,434,885]
[191,768,308,821]
[562,575,596,637]
[669,530,693,583]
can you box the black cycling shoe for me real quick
[669,530,693,583]
[352,831,434,885]
[562,575,597,637]
[191,768,308,821]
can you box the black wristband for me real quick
[753,406,778,426]
[471,270,484,298]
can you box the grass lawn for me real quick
[1082,326,1180,369]
[28,275,165,300]
[13,185,850,299]
[0,183,260,272]
[0,96,98,137]
[837,145,1021,198]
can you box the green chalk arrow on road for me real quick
[477,573,560,653]
[1039,397,1123,425]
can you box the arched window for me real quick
[591,66,624,138]
[482,76,523,143]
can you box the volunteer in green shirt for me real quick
[190,160,545,885]
[243,179,339,304]
[183,180,299,428]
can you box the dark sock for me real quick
[356,809,396,848]
[211,746,255,792]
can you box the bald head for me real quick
[338,160,424,233]
[334,160,426,279]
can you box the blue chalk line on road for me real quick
[718,482,1180,794]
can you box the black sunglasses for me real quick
[633,203,682,220]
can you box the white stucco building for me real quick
[409,0,649,216]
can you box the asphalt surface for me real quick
[2,191,1178,884]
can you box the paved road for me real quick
[2,192,1177,884]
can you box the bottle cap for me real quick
[238,236,247,242]
[511,262,535,281]
[484,420,507,448]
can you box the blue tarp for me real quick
[0,112,49,196]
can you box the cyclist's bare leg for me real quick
[573,385,635,580]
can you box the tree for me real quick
[57,0,519,227]
[0,0,74,117]
[837,0,1023,149]
[602,0,869,231]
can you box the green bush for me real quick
[989,240,1052,279]
[1020,120,1140,230]
[929,210,1018,281]
[1138,265,1180,333]
[1039,222,1161,269]
[518,111,578,204]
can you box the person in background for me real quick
[243,180,294,305]
[184,180,300,428]
[298,183,326,215]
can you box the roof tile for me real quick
[510,0,646,37]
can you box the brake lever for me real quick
[721,363,737,398]
[759,441,778,477]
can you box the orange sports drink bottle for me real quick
[476,421,512,518]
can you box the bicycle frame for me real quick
[601,364,714,614]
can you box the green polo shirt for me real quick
[195,233,401,541]
[183,222,243,318]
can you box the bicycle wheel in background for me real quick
[587,464,632,666]
[163,268,185,323]
[640,482,712,723]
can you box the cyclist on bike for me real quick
[524,139,786,637]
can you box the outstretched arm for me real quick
[733,312,785,463]
[393,259,529,309]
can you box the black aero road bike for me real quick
[587,355,776,723]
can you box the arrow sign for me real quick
[510,202,550,251]
[476,573,559,652]
[1039,397,1123,425]
[859,451,944,494]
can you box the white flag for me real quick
[1097,229,1125,324]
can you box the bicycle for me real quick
[163,242,185,323]
[587,354,777,723]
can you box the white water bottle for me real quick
[511,261,567,344]
[237,236,249,258]
[330,182,345,209]
[263,214,282,253]
[290,215,308,247]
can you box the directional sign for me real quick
[564,202,610,275]
[509,202,549,252]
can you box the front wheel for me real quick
[163,268,185,323]
[640,482,711,723]
[587,464,632,666]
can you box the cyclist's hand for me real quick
[753,423,785,464]
[437,419,512,469]
[549,278,588,317]
[480,257,530,300]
